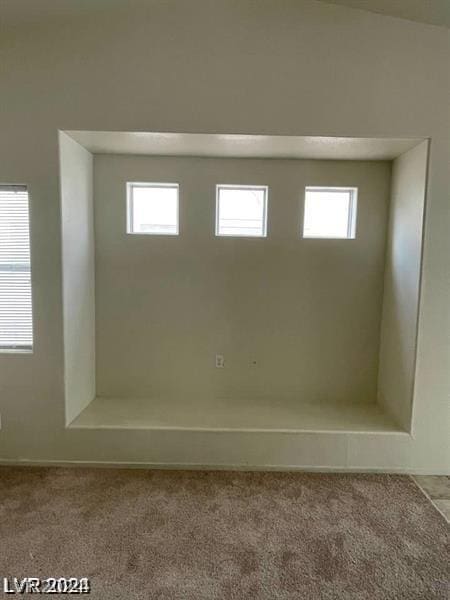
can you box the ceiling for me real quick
[317,0,450,28]
[1,0,449,28]
[65,131,424,160]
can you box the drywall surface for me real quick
[67,131,422,160]
[0,0,448,472]
[94,156,390,402]
[317,0,450,28]
[59,133,96,424]
[378,142,428,430]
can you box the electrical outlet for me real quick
[215,354,225,368]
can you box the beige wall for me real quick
[59,133,96,424]
[0,1,448,472]
[378,141,428,430]
[94,155,390,403]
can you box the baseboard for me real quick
[0,458,448,475]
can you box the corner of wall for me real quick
[377,141,429,433]
[59,132,96,426]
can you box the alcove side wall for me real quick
[59,132,96,424]
[377,141,428,431]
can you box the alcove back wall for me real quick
[94,155,391,402]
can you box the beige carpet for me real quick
[0,468,448,599]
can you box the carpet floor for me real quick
[0,468,448,599]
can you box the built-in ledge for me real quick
[68,396,405,434]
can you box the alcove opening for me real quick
[59,131,428,433]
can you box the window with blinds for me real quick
[0,185,33,351]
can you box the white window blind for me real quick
[0,185,33,351]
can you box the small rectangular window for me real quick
[216,185,268,237]
[127,182,179,235]
[0,185,33,351]
[303,187,357,239]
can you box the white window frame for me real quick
[302,186,358,239]
[215,184,268,238]
[0,184,33,353]
[126,182,179,236]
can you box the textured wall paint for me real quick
[377,142,428,430]
[59,133,96,423]
[94,155,390,403]
[0,0,448,472]
[317,0,450,28]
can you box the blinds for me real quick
[0,185,33,350]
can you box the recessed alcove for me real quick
[59,131,428,434]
